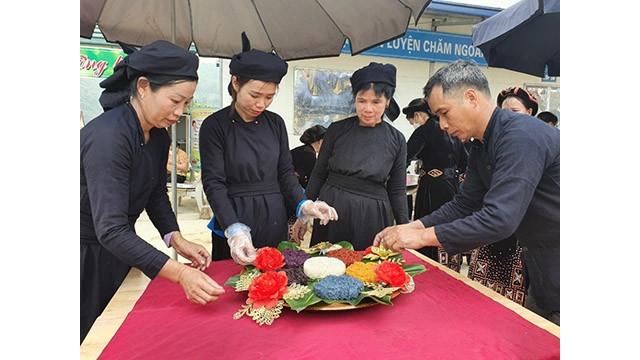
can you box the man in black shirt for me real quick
[375,60,560,325]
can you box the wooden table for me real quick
[80,251,559,359]
[80,268,151,359]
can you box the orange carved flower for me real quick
[254,247,285,272]
[248,271,288,309]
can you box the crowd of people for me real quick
[80,40,560,343]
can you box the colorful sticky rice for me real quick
[345,261,378,284]
[326,247,363,266]
[282,267,307,286]
[313,274,364,300]
[303,257,346,279]
[281,248,311,268]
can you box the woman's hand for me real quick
[176,265,225,305]
[291,219,308,244]
[299,200,339,225]
[170,232,211,271]
[158,260,225,305]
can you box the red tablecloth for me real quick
[99,252,559,360]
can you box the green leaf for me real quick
[335,241,354,250]
[286,289,324,312]
[224,267,260,288]
[402,263,428,277]
[277,241,300,251]
[224,273,242,287]
[366,293,393,306]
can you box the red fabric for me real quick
[99,252,559,360]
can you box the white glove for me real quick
[298,200,339,226]
[224,223,257,265]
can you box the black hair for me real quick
[352,82,395,102]
[129,73,197,100]
[537,111,558,125]
[423,60,490,100]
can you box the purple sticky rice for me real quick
[283,267,308,286]
[282,249,311,268]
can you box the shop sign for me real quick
[343,28,487,66]
[80,47,126,78]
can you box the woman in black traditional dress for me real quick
[199,35,337,265]
[80,41,225,344]
[293,62,409,251]
[290,124,326,189]
[403,98,468,271]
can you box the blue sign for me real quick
[342,28,487,66]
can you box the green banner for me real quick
[80,47,126,78]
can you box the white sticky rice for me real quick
[303,256,346,279]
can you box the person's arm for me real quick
[158,257,224,305]
[419,149,485,230]
[429,134,546,255]
[305,122,336,200]
[274,115,306,209]
[388,132,409,224]
[146,131,180,237]
[166,152,172,173]
[83,126,171,279]
[406,125,427,168]
[199,114,240,229]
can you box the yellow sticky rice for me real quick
[345,261,377,283]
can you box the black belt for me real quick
[421,167,460,179]
[226,179,281,197]
[326,172,388,201]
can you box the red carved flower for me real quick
[248,271,288,309]
[374,261,410,288]
[364,246,374,255]
[254,247,285,272]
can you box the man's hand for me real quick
[373,221,438,252]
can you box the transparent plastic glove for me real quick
[224,223,257,265]
[298,200,339,226]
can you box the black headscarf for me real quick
[402,98,431,118]
[99,40,199,111]
[349,62,400,121]
[229,32,288,84]
[496,87,539,116]
[299,125,327,145]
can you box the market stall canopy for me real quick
[471,0,560,77]
[80,0,432,60]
